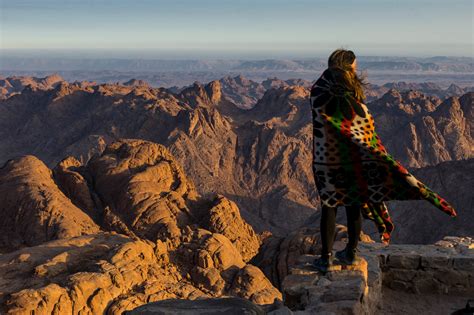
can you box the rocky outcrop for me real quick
[0,139,472,314]
[87,139,200,243]
[0,74,64,99]
[0,233,160,314]
[250,225,373,291]
[125,297,266,315]
[178,80,223,108]
[260,235,473,314]
[0,155,100,252]
[198,195,261,262]
[278,239,474,314]
[118,232,474,314]
[371,239,474,296]
[281,254,377,314]
[0,139,282,314]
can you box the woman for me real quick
[309,48,457,273]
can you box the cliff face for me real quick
[0,156,100,252]
[0,75,472,238]
[370,90,473,168]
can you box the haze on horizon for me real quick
[0,0,473,59]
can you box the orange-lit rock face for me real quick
[0,155,100,251]
[0,139,282,314]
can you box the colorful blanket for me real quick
[310,68,457,244]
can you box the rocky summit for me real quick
[1,139,470,314]
[0,139,281,314]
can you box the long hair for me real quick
[327,48,369,102]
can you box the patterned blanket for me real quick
[310,68,457,244]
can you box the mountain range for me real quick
[0,74,472,241]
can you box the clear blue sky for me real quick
[1,0,472,58]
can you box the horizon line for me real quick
[1,49,472,60]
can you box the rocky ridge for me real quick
[0,75,472,238]
[0,139,281,314]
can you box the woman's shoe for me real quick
[335,247,361,265]
[311,254,333,273]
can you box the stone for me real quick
[190,266,226,294]
[434,269,470,288]
[266,306,294,315]
[420,255,451,269]
[228,265,283,305]
[281,274,318,293]
[386,254,421,269]
[383,268,417,283]
[317,278,332,287]
[0,140,282,314]
[453,257,474,272]
[125,297,266,315]
[413,276,442,294]
[0,156,100,252]
[201,195,261,262]
[320,277,365,303]
[315,300,362,315]
[389,280,411,291]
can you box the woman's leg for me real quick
[320,204,337,258]
[345,204,362,250]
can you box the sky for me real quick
[0,0,473,59]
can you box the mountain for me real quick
[368,90,473,168]
[380,81,473,100]
[3,56,473,73]
[0,75,471,237]
[0,139,282,313]
[218,75,266,109]
[0,73,65,99]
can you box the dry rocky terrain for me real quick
[0,74,472,239]
[0,72,473,313]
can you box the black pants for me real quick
[320,204,362,257]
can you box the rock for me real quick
[190,266,226,294]
[275,238,474,313]
[251,225,372,290]
[201,195,261,262]
[0,233,161,314]
[325,267,367,301]
[280,253,376,314]
[52,156,99,221]
[0,77,472,240]
[125,297,266,315]
[229,265,283,305]
[87,139,199,243]
[0,139,282,314]
[197,233,246,271]
[386,254,421,269]
[360,241,474,297]
[0,155,100,252]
